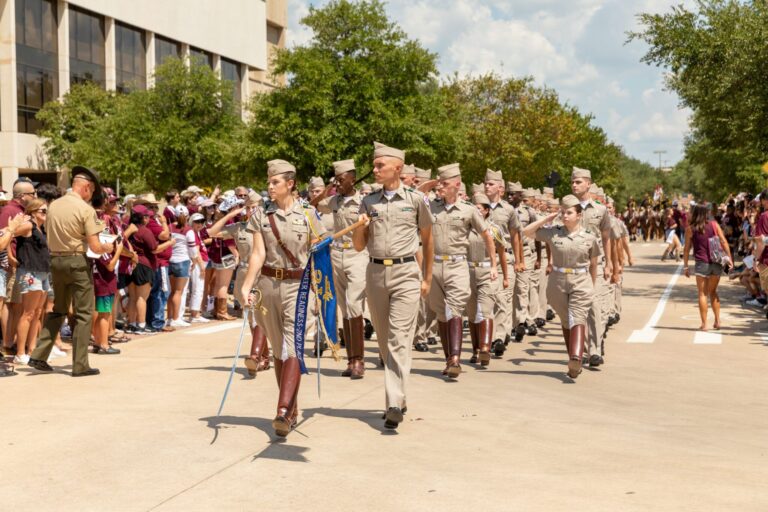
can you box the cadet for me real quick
[510,185,540,341]
[28,166,113,377]
[412,167,438,352]
[467,193,507,367]
[353,142,433,430]
[207,191,270,377]
[570,167,612,367]
[317,159,369,379]
[523,195,600,379]
[240,159,327,437]
[426,163,494,378]
[483,169,523,356]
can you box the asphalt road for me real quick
[3,242,767,511]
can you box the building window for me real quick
[115,22,146,92]
[15,0,58,134]
[69,6,105,87]
[267,23,282,46]
[189,47,213,69]
[220,58,242,106]
[155,35,180,65]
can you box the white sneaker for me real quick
[50,346,67,359]
[746,299,763,307]
[14,354,30,364]
[170,319,191,328]
[190,316,210,323]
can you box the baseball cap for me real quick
[189,213,205,222]
[132,204,152,216]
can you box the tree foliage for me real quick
[631,0,768,197]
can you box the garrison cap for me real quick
[571,166,592,180]
[543,187,554,195]
[415,167,432,180]
[484,169,503,183]
[437,163,461,180]
[309,176,325,189]
[561,195,580,208]
[473,193,491,206]
[267,159,296,177]
[522,188,535,198]
[507,181,523,193]
[332,159,356,176]
[471,183,484,195]
[373,141,405,161]
[401,164,416,176]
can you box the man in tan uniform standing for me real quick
[412,166,438,351]
[317,159,369,379]
[353,142,433,430]
[571,167,612,367]
[484,169,523,355]
[426,163,495,378]
[510,185,540,341]
[28,166,113,377]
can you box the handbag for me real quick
[707,221,730,266]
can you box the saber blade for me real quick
[216,313,250,416]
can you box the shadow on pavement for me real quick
[300,406,387,434]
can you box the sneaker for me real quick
[190,316,210,323]
[60,324,72,340]
[170,319,191,328]
[13,354,30,364]
[746,299,763,307]
[49,346,67,359]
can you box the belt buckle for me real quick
[275,268,284,280]
[565,268,573,274]
[383,259,393,266]
[441,255,449,261]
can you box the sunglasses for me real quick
[236,194,248,198]
[37,208,47,213]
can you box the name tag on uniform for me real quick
[292,218,306,226]
[401,207,414,212]
[370,211,379,218]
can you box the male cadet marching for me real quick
[483,169,523,356]
[509,184,540,341]
[317,160,369,379]
[570,167,612,367]
[426,163,495,378]
[353,142,433,430]
[412,166,439,352]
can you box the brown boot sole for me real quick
[479,352,491,365]
[567,359,582,379]
[272,416,293,437]
[446,365,461,379]
[244,358,259,374]
[350,371,364,380]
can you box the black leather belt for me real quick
[369,256,416,266]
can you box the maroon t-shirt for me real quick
[147,217,171,267]
[0,199,24,228]
[163,206,177,225]
[130,225,158,270]
[207,219,235,264]
[755,211,768,265]
[93,253,117,296]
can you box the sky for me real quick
[287,0,693,167]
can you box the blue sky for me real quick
[287,0,692,167]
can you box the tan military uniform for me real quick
[412,187,438,347]
[466,222,503,322]
[608,216,627,319]
[247,200,325,359]
[535,226,600,328]
[360,185,432,409]
[222,217,257,308]
[580,199,612,358]
[488,201,521,342]
[428,199,486,321]
[31,191,104,374]
[513,203,539,327]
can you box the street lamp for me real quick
[653,150,667,172]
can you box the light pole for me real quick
[653,150,667,172]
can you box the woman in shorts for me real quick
[188,213,210,323]
[661,207,682,262]
[208,202,238,320]
[92,228,123,354]
[683,203,732,331]
[167,205,199,327]
[13,199,50,365]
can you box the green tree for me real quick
[37,57,244,192]
[245,0,464,180]
[630,0,768,196]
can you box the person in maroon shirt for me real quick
[144,201,173,331]
[208,203,239,320]
[753,192,768,313]
[92,225,123,354]
[163,189,180,225]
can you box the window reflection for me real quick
[220,58,241,106]
[190,47,213,69]
[155,35,180,65]
[69,5,105,87]
[116,22,146,92]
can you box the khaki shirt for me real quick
[468,221,504,263]
[45,191,104,253]
[222,219,255,264]
[317,192,363,244]
[246,200,326,269]
[580,199,611,255]
[488,200,521,249]
[609,216,625,241]
[359,184,432,258]
[430,199,486,255]
[516,203,539,252]
[535,226,600,268]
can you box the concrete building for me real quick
[0,0,286,191]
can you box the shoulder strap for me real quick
[267,212,301,268]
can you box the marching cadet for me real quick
[317,159,369,379]
[207,191,270,377]
[414,167,433,191]
[425,163,495,378]
[308,177,335,233]
[467,193,507,366]
[606,198,633,327]
[413,166,438,352]
[240,159,327,437]
[570,167,613,367]
[353,142,433,430]
[484,169,523,356]
[510,186,540,341]
[400,164,417,189]
[523,195,600,379]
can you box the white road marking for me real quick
[187,321,241,335]
[756,332,768,344]
[627,263,683,343]
[693,331,722,344]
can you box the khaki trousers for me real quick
[494,260,516,340]
[467,265,498,322]
[547,271,593,328]
[513,250,537,326]
[255,275,315,360]
[428,260,471,322]
[414,299,438,344]
[537,266,549,317]
[587,266,607,357]
[31,255,94,374]
[331,248,368,319]
[366,261,421,410]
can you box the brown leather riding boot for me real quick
[273,359,283,386]
[349,316,366,379]
[478,319,493,366]
[244,325,268,376]
[469,322,479,363]
[215,298,235,321]
[341,318,354,377]
[567,325,586,379]
[259,336,271,371]
[273,357,301,436]
[437,320,450,374]
[561,327,570,354]
[444,317,463,378]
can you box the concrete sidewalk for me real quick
[2,242,767,511]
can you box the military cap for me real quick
[543,187,554,195]
[415,167,432,180]
[332,159,356,176]
[588,183,599,194]
[484,169,503,183]
[267,159,296,177]
[561,195,580,208]
[471,183,484,195]
[373,141,405,161]
[309,176,325,189]
[473,193,491,206]
[507,181,523,193]
[401,164,416,176]
[437,163,461,180]
[571,166,591,180]
[522,188,535,198]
